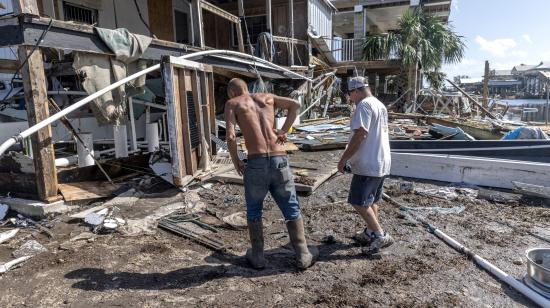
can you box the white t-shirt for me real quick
[349,96,391,177]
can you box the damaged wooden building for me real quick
[0,0,344,204]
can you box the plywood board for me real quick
[148,0,174,41]
[59,181,121,202]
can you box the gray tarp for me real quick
[73,28,152,125]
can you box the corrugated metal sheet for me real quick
[309,0,333,46]
[0,0,14,15]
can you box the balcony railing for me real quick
[331,38,400,62]
[332,38,354,62]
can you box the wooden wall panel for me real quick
[147,0,173,41]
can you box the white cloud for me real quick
[475,36,517,57]
[511,50,528,57]
[522,34,533,44]
[452,0,460,12]
[442,58,484,79]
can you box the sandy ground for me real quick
[0,150,549,307]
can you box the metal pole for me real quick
[546,81,549,126]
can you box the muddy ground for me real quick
[0,150,549,307]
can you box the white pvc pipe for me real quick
[146,123,160,152]
[55,148,117,167]
[432,228,550,307]
[113,125,128,158]
[0,50,312,157]
[76,132,94,167]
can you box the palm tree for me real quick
[362,9,465,106]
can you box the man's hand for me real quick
[235,160,245,176]
[337,159,347,174]
[274,129,288,145]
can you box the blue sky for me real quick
[441,0,550,79]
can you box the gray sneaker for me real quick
[353,228,373,245]
[361,233,394,255]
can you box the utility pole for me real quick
[546,81,549,126]
[482,60,489,108]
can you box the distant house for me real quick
[512,62,550,98]
[490,69,513,80]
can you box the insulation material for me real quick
[73,28,152,125]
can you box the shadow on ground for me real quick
[65,242,368,291]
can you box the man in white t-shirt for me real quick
[337,76,394,255]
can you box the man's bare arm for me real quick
[338,128,368,173]
[273,95,300,134]
[225,101,244,175]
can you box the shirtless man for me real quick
[225,78,317,270]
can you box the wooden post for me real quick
[191,0,204,48]
[288,0,294,66]
[18,46,59,202]
[13,0,40,15]
[482,60,489,108]
[237,0,245,53]
[236,20,245,53]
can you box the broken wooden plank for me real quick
[391,153,550,189]
[512,181,550,199]
[477,188,521,204]
[58,181,122,202]
[212,166,338,193]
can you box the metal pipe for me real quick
[431,228,550,307]
[0,50,312,157]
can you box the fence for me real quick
[521,103,550,122]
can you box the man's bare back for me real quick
[226,93,283,156]
[225,78,300,175]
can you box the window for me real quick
[174,10,190,44]
[233,15,268,46]
[63,2,98,25]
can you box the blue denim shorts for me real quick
[347,175,385,207]
[243,155,301,221]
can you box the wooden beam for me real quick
[446,79,499,120]
[272,35,308,45]
[162,59,186,186]
[192,0,205,48]
[199,71,212,156]
[0,59,19,73]
[178,70,194,175]
[236,20,245,53]
[512,181,550,199]
[18,46,59,202]
[207,72,217,150]
[482,60,489,107]
[0,16,194,60]
[199,0,240,24]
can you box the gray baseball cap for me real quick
[347,77,369,92]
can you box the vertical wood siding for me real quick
[308,0,332,46]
